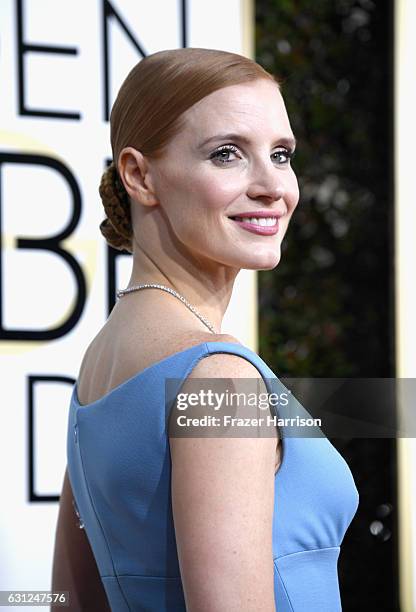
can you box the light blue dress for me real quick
[67,341,359,611]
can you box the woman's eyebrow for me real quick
[198,132,297,150]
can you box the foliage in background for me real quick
[256,2,397,610]
[256,0,393,378]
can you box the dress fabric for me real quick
[67,341,359,611]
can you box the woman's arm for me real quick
[169,351,278,612]
[51,468,111,612]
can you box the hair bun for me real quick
[98,162,133,252]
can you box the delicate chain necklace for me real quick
[116,283,216,334]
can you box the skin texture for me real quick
[51,78,299,609]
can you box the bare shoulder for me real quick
[188,332,263,380]
[179,331,241,345]
[175,330,243,350]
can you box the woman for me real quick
[52,48,359,611]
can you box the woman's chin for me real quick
[241,250,281,271]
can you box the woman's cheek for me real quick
[201,168,244,203]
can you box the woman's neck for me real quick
[127,246,239,334]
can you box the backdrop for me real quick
[0,0,256,604]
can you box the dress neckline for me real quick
[73,340,248,409]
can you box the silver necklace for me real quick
[116,282,216,334]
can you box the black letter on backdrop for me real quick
[102,0,147,121]
[0,152,86,340]
[107,243,131,316]
[102,159,131,315]
[180,0,188,48]
[16,0,80,119]
[28,375,75,502]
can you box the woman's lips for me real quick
[229,217,279,235]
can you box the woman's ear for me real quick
[117,147,159,207]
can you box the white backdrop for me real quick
[0,0,255,606]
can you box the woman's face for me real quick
[148,78,299,271]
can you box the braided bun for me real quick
[99,162,133,253]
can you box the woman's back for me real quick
[63,301,359,611]
[75,294,249,414]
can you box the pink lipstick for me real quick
[228,211,281,236]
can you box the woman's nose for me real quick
[246,166,285,204]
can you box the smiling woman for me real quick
[51,48,359,611]
[114,75,299,275]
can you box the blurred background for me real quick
[256,1,397,610]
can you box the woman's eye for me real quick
[209,145,239,164]
[272,149,294,164]
[209,145,295,166]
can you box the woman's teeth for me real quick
[233,217,278,227]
